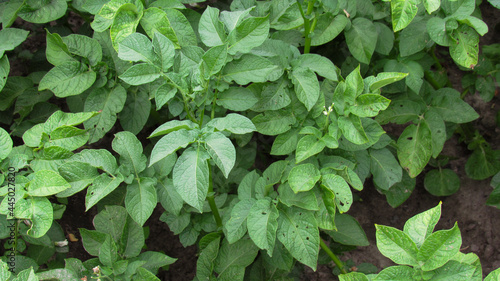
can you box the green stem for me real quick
[207,166,223,229]
[320,239,347,274]
[423,70,441,90]
[297,1,311,54]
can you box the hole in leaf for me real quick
[306,237,309,240]
[407,137,413,141]
[261,212,267,215]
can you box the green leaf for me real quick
[199,6,227,47]
[465,145,500,180]
[375,224,419,267]
[368,72,409,92]
[85,173,125,211]
[18,0,67,23]
[295,135,326,163]
[459,16,489,36]
[153,32,175,71]
[327,213,369,246]
[251,78,291,112]
[57,162,99,197]
[149,129,198,167]
[223,54,278,84]
[427,17,453,46]
[397,120,432,178]
[288,164,321,193]
[214,238,259,277]
[322,174,352,213]
[391,0,419,32]
[137,251,176,275]
[345,17,377,64]
[376,99,424,125]
[228,15,269,55]
[382,171,416,208]
[431,260,477,280]
[418,223,461,271]
[206,113,256,134]
[70,149,118,175]
[196,236,220,279]
[424,108,446,158]
[157,178,183,216]
[449,25,479,68]
[339,272,369,281]
[125,177,157,226]
[118,32,158,64]
[149,120,198,138]
[263,160,289,186]
[485,268,500,281]
[374,22,395,55]
[200,44,228,79]
[84,86,127,143]
[46,126,89,151]
[119,63,160,85]
[99,235,118,267]
[217,87,258,111]
[18,197,53,238]
[271,128,298,156]
[173,146,210,212]
[0,261,11,280]
[224,199,255,243]
[373,266,414,280]
[0,55,9,92]
[423,0,440,14]
[203,132,236,178]
[291,68,320,111]
[311,14,348,46]
[0,28,30,58]
[277,206,319,271]
[163,8,197,47]
[350,94,391,118]
[110,3,143,51]
[93,205,127,242]
[399,17,431,57]
[252,110,295,136]
[27,170,70,196]
[79,229,107,256]
[112,131,147,176]
[403,202,441,248]
[1,0,24,28]
[431,88,479,123]
[338,115,369,145]
[278,183,319,211]
[370,148,403,191]
[247,198,279,255]
[140,7,180,48]
[424,169,461,196]
[0,127,13,161]
[292,54,339,81]
[119,90,151,134]
[63,34,103,66]
[39,61,96,97]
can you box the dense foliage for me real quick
[0,0,499,280]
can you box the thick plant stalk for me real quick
[320,239,348,274]
[207,166,223,228]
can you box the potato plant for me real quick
[0,0,499,280]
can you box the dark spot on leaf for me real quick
[262,212,267,215]
[407,137,413,141]
[299,212,302,215]
[306,237,309,240]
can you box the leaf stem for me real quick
[297,0,313,54]
[320,239,347,274]
[207,165,223,229]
